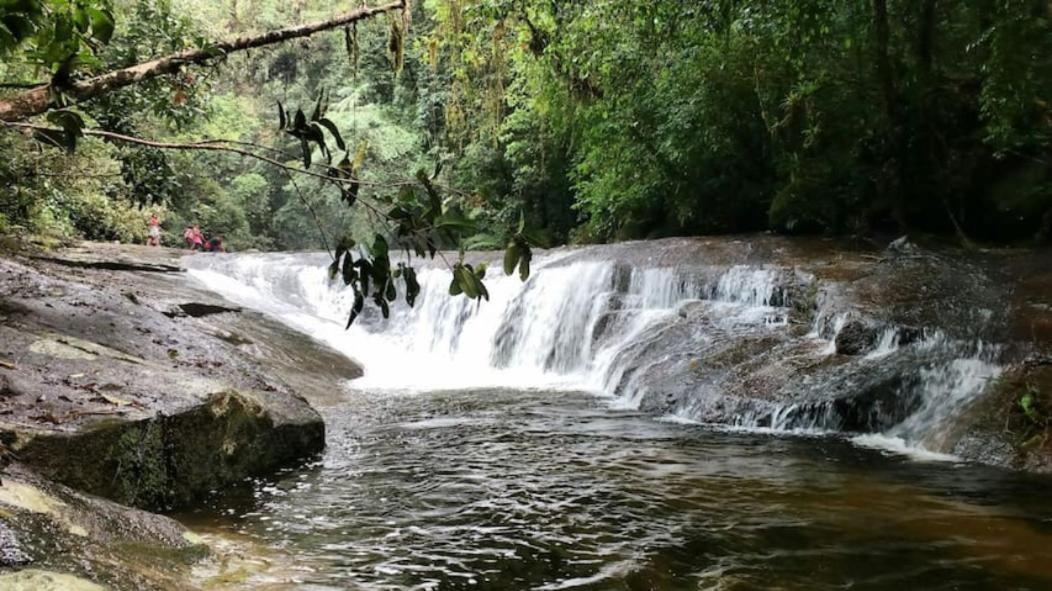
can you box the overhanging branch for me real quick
[0,1,405,122]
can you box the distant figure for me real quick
[183,224,204,251]
[147,213,162,247]
[204,235,225,253]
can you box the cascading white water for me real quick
[187,253,788,389]
[186,250,1001,456]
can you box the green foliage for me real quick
[62,191,152,243]
[423,0,1052,242]
[0,0,115,74]
[5,0,1052,303]
[1019,384,1046,427]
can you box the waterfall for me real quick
[186,249,1002,456]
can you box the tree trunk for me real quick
[0,1,404,122]
[871,0,907,231]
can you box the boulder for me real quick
[834,321,879,356]
[0,250,335,511]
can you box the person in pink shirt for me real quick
[147,213,161,246]
[184,224,205,251]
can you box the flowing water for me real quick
[182,249,1052,590]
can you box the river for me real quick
[182,244,1052,590]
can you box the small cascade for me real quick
[186,247,1007,457]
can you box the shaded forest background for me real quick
[2,0,1051,251]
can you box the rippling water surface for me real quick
[182,387,1052,591]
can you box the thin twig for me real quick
[3,121,470,194]
[284,170,335,261]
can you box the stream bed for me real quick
[179,387,1052,591]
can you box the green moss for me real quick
[110,418,168,509]
[791,279,820,328]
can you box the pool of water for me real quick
[179,388,1052,591]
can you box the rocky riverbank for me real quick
[545,236,1052,470]
[0,242,361,589]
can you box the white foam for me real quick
[850,433,961,463]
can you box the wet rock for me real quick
[610,263,633,293]
[0,465,207,590]
[0,521,30,567]
[13,389,323,511]
[165,302,241,319]
[834,321,879,356]
[951,361,1052,472]
[0,570,107,591]
[886,235,918,256]
[29,255,182,274]
[0,247,347,511]
[896,326,924,346]
[591,294,626,344]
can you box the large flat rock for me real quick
[0,244,358,511]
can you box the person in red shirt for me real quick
[147,214,161,247]
[184,224,205,251]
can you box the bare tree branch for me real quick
[0,1,405,122]
[1,122,474,199]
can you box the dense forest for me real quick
[1,0,1051,253]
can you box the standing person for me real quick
[147,213,162,247]
[183,225,196,249]
[184,224,204,251]
[191,224,204,251]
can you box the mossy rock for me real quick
[0,466,208,590]
[13,390,323,512]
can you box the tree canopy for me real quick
[2,0,1050,269]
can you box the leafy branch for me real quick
[1,106,548,328]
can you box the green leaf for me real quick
[457,265,479,299]
[306,122,329,160]
[72,8,89,33]
[1020,389,1042,423]
[346,290,364,329]
[503,242,521,275]
[449,274,463,296]
[294,108,306,130]
[355,259,372,295]
[318,118,346,152]
[519,245,532,281]
[385,278,397,302]
[335,236,356,258]
[372,234,389,258]
[403,266,420,307]
[87,8,114,45]
[341,252,357,286]
[299,137,311,168]
[277,101,286,130]
[337,154,353,176]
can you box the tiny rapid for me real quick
[181,237,1052,590]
